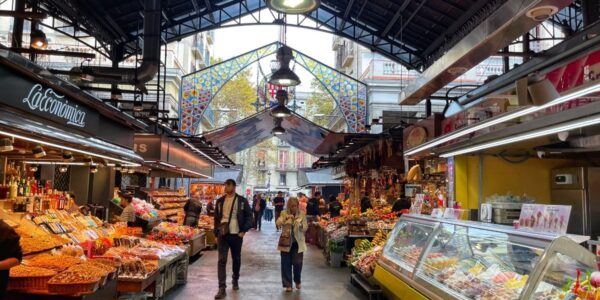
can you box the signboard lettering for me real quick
[22,84,87,127]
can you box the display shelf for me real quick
[377,214,597,300]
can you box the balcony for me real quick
[341,46,355,68]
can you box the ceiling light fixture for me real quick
[0,130,140,166]
[178,138,224,167]
[272,118,286,135]
[83,156,93,166]
[29,165,39,172]
[148,106,158,121]
[266,0,320,14]
[30,28,48,49]
[269,46,301,87]
[59,165,68,173]
[180,167,212,178]
[271,89,292,118]
[0,137,13,152]
[440,113,600,158]
[405,80,600,156]
[32,145,46,158]
[114,164,122,171]
[90,165,98,173]
[171,122,179,134]
[133,97,143,112]
[62,151,74,161]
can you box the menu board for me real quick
[518,204,571,234]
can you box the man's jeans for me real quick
[218,234,243,289]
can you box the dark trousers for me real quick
[280,242,303,288]
[253,210,263,229]
[218,234,243,289]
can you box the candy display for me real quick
[149,222,202,244]
[376,214,600,300]
[130,197,160,220]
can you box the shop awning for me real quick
[0,108,143,165]
[134,134,213,178]
[193,166,243,185]
[298,168,343,187]
[203,109,332,155]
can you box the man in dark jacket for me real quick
[213,179,253,299]
[252,193,267,231]
[0,219,22,298]
[306,191,320,217]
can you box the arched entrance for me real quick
[179,42,368,135]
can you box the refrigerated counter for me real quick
[374,214,597,300]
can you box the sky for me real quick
[212,19,337,93]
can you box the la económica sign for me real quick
[0,66,99,133]
[22,84,87,128]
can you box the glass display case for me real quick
[378,214,598,300]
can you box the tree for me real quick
[305,78,335,127]
[210,68,256,125]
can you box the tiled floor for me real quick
[166,220,365,300]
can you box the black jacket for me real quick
[252,198,267,212]
[307,198,320,216]
[0,220,22,297]
[214,194,253,235]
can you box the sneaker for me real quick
[214,288,226,299]
[295,283,301,290]
[232,280,239,290]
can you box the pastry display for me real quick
[393,245,423,266]
[9,265,57,277]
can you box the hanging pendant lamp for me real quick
[272,118,286,135]
[269,46,301,87]
[30,28,48,49]
[267,0,320,14]
[271,89,292,118]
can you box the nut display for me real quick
[28,254,82,272]
[9,265,57,278]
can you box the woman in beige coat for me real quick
[276,197,308,292]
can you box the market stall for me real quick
[374,214,597,300]
[0,208,190,299]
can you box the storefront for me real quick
[373,48,600,300]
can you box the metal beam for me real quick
[11,48,96,58]
[338,0,356,31]
[374,0,409,45]
[0,10,47,19]
[400,0,572,105]
[394,0,428,39]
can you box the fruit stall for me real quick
[0,209,191,299]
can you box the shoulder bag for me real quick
[219,196,237,237]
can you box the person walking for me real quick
[183,197,202,227]
[213,179,253,299]
[298,193,308,214]
[273,191,285,230]
[252,193,266,230]
[276,197,307,293]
